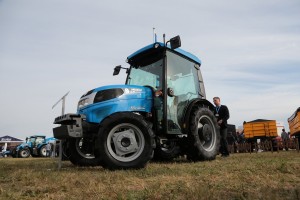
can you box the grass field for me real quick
[0,151,299,200]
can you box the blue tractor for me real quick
[53,35,220,169]
[11,135,55,158]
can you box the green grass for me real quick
[0,151,299,200]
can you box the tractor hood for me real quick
[16,142,29,151]
[77,85,153,124]
[78,85,153,110]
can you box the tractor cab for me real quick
[115,36,206,136]
[26,135,46,148]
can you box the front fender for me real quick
[16,143,29,151]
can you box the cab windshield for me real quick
[126,59,163,90]
[30,137,44,144]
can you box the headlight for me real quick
[78,98,90,109]
[77,90,97,110]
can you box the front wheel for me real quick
[188,106,220,161]
[19,148,31,158]
[68,138,101,166]
[97,112,155,170]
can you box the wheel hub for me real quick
[112,129,139,156]
[121,138,131,147]
[202,124,212,141]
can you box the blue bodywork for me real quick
[46,137,56,143]
[0,150,11,157]
[78,85,153,124]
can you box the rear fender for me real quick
[37,143,45,149]
[182,98,215,134]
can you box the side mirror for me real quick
[113,65,121,76]
[170,35,181,49]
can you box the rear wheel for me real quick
[19,148,30,158]
[97,112,155,170]
[188,106,220,161]
[68,138,101,166]
[61,140,71,160]
[39,145,47,157]
[153,139,180,161]
[11,148,17,158]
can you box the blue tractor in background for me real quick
[53,35,220,169]
[11,135,55,158]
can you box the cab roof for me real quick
[127,42,201,65]
[29,135,46,138]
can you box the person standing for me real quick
[213,97,230,157]
[46,142,52,157]
[281,129,289,151]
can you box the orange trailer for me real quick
[243,119,278,141]
[288,108,300,137]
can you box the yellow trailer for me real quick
[243,119,278,140]
[288,107,300,137]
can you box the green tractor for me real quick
[53,35,220,169]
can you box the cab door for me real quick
[165,51,201,134]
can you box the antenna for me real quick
[153,27,157,43]
[52,91,70,115]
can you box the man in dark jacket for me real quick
[213,97,230,157]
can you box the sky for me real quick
[0,0,299,139]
